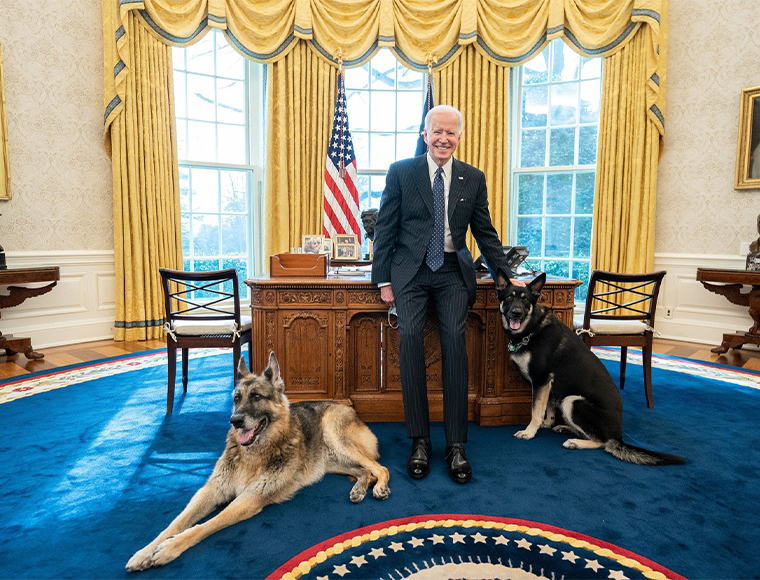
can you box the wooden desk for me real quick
[246,273,580,425]
[696,267,760,353]
[0,266,60,359]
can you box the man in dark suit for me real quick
[372,105,517,484]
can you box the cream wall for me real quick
[1,1,759,349]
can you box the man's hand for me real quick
[510,278,526,287]
[380,285,395,308]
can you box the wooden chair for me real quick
[159,267,252,413]
[573,270,666,409]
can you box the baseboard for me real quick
[0,250,755,350]
[1,251,115,349]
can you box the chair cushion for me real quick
[573,315,648,335]
[171,315,252,336]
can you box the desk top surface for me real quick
[696,267,760,284]
[0,266,60,284]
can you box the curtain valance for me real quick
[104,0,666,143]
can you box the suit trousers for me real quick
[394,252,470,444]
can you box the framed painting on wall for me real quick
[735,85,760,190]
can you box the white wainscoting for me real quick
[653,253,756,347]
[1,251,116,349]
[0,250,755,350]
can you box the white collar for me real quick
[426,154,453,180]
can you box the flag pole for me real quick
[335,49,346,179]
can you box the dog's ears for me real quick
[237,356,250,380]
[263,351,282,387]
[528,272,547,297]
[495,266,511,291]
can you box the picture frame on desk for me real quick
[333,243,358,260]
[302,234,325,254]
[335,234,357,246]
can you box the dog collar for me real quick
[508,335,530,352]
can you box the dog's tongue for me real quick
[509,319,521,331]
[237,429,254,445]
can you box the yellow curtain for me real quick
[104,8,183,341]
[593,17,665,273]
[266,42,336,254]
[437,46,510,256]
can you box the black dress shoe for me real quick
[445,443,472,484]
[407,438,432,480]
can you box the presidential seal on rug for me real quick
[126,352,390,572]
[495,270,685,466]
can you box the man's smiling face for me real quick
[423,111,461,167]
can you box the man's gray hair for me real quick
[424,104,463,134]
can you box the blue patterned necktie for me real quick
[426,167,445,271]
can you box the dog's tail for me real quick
[604,439,686,466]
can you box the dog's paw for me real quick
[150,537,185,568]
[350,482,367,503]
[125,547,154,572]
[563,439,581,449]
[553,425,573,434]
[514,429,535,440]
[373,483,390,500]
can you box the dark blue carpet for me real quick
[0,350,758,579]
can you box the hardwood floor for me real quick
[2,337,760,381]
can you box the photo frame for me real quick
[735,85,760,190]
[302,234,325,254]
[334,243,358,260]
[322,238,333,257]
[335,234,357,246]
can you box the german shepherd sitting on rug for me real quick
[126,352,390,572]
[495,270,685,466]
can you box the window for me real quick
[173,31,265,297]
[345,50,427,210]
[510,39,602,301]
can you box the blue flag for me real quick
[414,73,434,157]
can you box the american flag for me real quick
[414,72,434,156]
[324,70,360,240]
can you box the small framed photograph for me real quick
[334,243,358,260]
[322,238,333,257]
[335,234,357,246]
[302,234,325,254]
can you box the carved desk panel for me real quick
[246,273,579,425]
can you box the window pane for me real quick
[185,37,214,74]
[523,51,548,84]
[191,168,219,213]
[396,133,418,159]
[573,216,593,259]
[580,79,601,123]
[371,51,397,90]
[398,66,423,91]
[575,172,595,213]
[521,129,546,167]
[543,259,570,278]
[345,64,369,89]
[353,131,369,168]
[179,168,190,211]
[216,37,244,80]
[187,73,215,121]
[346,91,369,131]
[193,215,220,257]
[370,133,395,168]
[176,119,187,160]
[578,126,598,165]
[370,92,396,131]
[221,170,246,212]
[522,85,548,128]
[549,127,575,166]
[545,217,571,257]
[517,173,544,214]
[550,83,578,125]
[370,175,386,208]
[517,216,543,257]
[181,216,191,257]
[222,214,247,255]
[397,92,421,131]
[551,43,580,82]
[217,78,244,124]
[573,262,591,301]
[217,124,246,164]
[174,71,186,117]
[187,121,217,162]
[581,57,602,80]
[355,174,370,208]
[546,173,572,214]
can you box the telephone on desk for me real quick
[474,246,530,274]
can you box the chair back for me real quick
[582,270,666,330]
[159,267,242,331]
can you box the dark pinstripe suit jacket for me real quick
[371,155,511,306]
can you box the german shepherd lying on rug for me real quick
[126,352,390,572]
[495,270,685,466]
